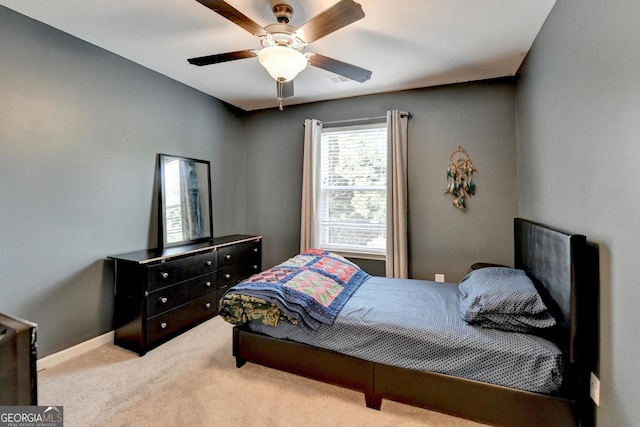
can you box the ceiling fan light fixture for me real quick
[258,45,308,82]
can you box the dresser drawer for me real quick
[218,240,261,269]
[148,251,217,291]
[147,273,216,317]
[217,263,260,290]
[147,294,218,343]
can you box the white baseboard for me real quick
[37,331,114,372]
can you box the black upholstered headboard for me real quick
[513,218,595,366]
[514,219,598,427]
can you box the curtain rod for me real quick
[322,115,386,125]
[303,112,412,127]
[321,112,411,126]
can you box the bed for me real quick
[219,218,598,427]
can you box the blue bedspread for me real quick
[223,250,369,332]
[248,276,564,394]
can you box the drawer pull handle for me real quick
[161,272,169,279]
[224,273,231,279]
[225,254,231,260]
[205,302,211,309]
[160,297,168,304]
[205,281,212,287]
[160,322,167,329]
[253,265,259,270]
[206,260,212,266]
[253,248,258,253]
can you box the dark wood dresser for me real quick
[109,234,261,355]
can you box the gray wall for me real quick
[0,7,247,357]
[515,0,640,425]
[245,81,518,283]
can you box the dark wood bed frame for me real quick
[232,218,598,427]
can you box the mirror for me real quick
[158,154,213,249]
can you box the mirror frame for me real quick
[157,153,213,249]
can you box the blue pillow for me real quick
[458,267,556,333]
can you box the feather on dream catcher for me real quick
[444,145,477,211]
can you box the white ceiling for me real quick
[1,0,556,111]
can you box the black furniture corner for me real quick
[109,234,261,356]
[0,313,37,405]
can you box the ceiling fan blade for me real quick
[281,80,294,98]
[195,0,267,37]
[188,50,257,66]
[308,53,372,83]
[296,0,365,43]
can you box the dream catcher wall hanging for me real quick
[444,145,477,211]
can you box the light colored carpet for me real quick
[38,316,488,427]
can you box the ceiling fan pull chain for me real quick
[277,78,284,111]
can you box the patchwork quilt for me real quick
[218,249,370,332]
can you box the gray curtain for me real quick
[300,118,322,252]
[386,110,409,278]
[180,161,202,240]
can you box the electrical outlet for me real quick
[435,274,445,282]
[590,372,600,406]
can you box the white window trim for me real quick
[327,250,386,261]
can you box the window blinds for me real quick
[319,122,387,255]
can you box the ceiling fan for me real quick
[188,0,372,110]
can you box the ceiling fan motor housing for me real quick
[272,4,293,24]
[261,24,306,51]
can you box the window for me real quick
[318,121,388,257]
